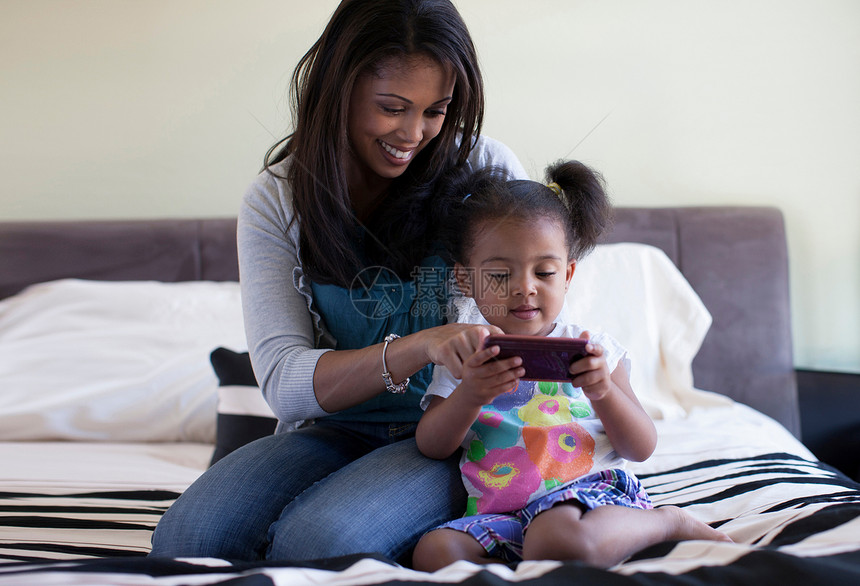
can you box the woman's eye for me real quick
[382,106,405,114]
[426,109,447,118]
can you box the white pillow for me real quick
[0,279,247,442]
[563,243,731,419]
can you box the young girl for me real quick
[412,161,731,570]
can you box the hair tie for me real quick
[461,193,473,204]
[547,181,570,211]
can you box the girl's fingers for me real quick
[570,369,598,388]
[466,344,499,366]
[478,371,522,400]
[462,350,523,395]
[567,355,607,381]
[568,354,593,375]
[586,342,604,356]
[472,357,524,380]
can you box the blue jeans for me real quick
[149,420,465,562]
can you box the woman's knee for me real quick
[266,475,426,560]
[150,483,264,559]
[152,430,345,559]
[268,441,465,561]
[266,507,354,560]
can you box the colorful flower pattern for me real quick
[462,379,601,514]
[462,446,542,513]
[491,380,537,411]
[522,422,595,482]
[473,406,521,448]
[518,394,572,427]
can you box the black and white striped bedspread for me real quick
[0,488,177,561]
[0,441,211,565]
[1,406,859,585]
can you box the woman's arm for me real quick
[312,323,499,413]
[238,170,330,424]
[240,176,508,420]
[467,135,528,180]
[241,138,528,424]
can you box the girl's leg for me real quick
[523,504,731,568]
[413,529,506,572]
[267,436,466,563]
[150,422,371,560]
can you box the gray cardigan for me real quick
[237,135,528,428]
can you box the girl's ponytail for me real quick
[432,160,611,266]
[546,160,613,259]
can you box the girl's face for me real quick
[456,217,576,337]
[346,54,455,194]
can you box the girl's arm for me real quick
[416,394,482,460]
[568,336,657,462]
[416,343,523,459]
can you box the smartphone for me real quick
[484,334,590,382]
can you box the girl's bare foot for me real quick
[659,505,733,543]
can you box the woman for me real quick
[150,0,527,563]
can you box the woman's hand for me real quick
[422,323,504,379]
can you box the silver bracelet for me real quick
[381,333,410,394]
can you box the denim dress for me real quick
[310,253,450,424]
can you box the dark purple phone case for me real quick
[485,334,590,382]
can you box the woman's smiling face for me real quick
[346,54,455,190]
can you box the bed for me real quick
[1,207,858,585]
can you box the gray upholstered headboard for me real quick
[602,207,797,437]
[0,207,799,436]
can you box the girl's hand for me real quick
[457,343,524,407]
[416,333,522,460]
[567,330,612,401]
[423,323,504,379]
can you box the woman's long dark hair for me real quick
[265,0,484,287]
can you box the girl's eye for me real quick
[536,272,557,279]
[487,273,509,281]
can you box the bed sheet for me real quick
[1,404,859,585]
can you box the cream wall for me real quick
[2,0,858,374]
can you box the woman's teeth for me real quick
[380,141,412,160]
